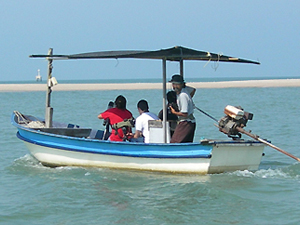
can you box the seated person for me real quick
[98,95,133,141]
[158,91,178,136]
[132,100,159,143]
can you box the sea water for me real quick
[1,84,300,224]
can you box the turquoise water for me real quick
[1,86,300,224]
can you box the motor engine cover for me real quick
[218,105,253,139]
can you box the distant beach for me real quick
[1,79,300,92]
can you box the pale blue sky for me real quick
[1,0,299,81]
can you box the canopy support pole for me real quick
[45,48,53,128]
[180,59,184,77]
[162,58,167,143]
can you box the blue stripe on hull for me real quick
[16,131,213,159]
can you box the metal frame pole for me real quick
[162,58,167,143]
[45,48,53,128]
[180,59,184,77]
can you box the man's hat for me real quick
[169,74,185,84]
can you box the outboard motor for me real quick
[218,105,253,139]
[217,105,300,162]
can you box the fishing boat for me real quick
[11,46,266,174]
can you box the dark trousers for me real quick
[170,121,196,143]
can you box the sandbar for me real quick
[1,79,300,92]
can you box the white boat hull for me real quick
[25,142,211,173]
[24,141,264,174]
[208,143,264,173]
[12,113,265,174]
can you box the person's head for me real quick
[114,95,127,109]
[137,99,149,113]
[169,74,185,93]
[167,91,176,103]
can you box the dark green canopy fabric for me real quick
[30,46,260,65]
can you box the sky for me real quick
[1,0,300,82]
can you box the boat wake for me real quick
[13,154,74,172]
[13,154,42,168]
[229,164,300,180]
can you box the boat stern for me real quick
[207,140,264,173]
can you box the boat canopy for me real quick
[29,46,260,65]
[30,46,260,143]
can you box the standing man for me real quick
[133,99,159,143]
[169,74,196,143]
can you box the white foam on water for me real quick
[229,166,300,180]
